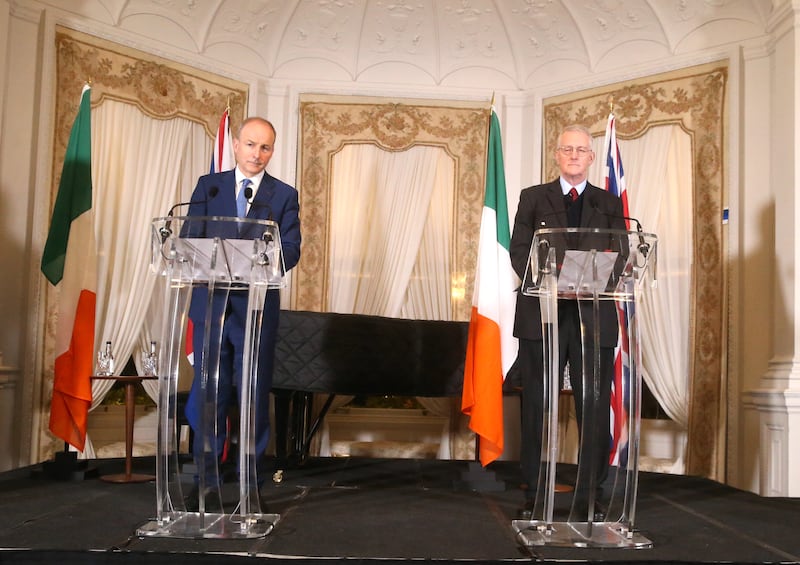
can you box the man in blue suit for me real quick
[183,117,301,511]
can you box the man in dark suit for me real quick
[509,124,626,519]
[183,117,301,511]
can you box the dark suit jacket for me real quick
[509,179,626,347]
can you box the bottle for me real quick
[97,340,115,376]
[143,341,158,377]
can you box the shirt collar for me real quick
[234,168,265,194]
[560,177,587,196]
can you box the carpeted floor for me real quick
[0,456,798,565]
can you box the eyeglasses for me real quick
[557,146,592,156]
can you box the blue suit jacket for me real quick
[184,169,301,325]
[182,169,301,446]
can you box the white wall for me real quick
[0,0,51,469]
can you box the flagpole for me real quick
[472,98,492,468]
[459,98,515,491]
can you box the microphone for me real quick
[240,198,276,248]
[249,201,273,222]
[159,186,219,240]
[166,186,219,217]
[590,203,649,257]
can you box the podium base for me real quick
[512,519,653,549]
[137,511,279,539]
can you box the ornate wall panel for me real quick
[294,95,489,322]
[543,62,728,479]
[53,27,248,179]
[40,27,248,458]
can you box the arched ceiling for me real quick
[39,0,771,89]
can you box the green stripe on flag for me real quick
[41,85,92,285]
[485,111,510,250]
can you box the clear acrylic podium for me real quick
[137,216,284,539]
[511,227,657,549]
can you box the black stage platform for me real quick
[0,456,798,565]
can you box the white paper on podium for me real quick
[557,250,619,294]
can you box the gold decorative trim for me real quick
[55,27,247,131]
[294,95,489,322]
[53,28,247,185]
[543,62,728,479]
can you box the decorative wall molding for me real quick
[54,27,247,162]
[542,61,728,480]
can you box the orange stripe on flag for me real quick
[49,289,95,451]
[462,307,504,465]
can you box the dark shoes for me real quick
[515,499,535,520]
[516,499,607,522]
[573,500,607,522]
[184,486,222,513]
[593,501,607,522]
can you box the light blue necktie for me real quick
[237,178,251,217]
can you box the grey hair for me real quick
[557,124,592,147]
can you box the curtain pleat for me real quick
[84,100,209,456]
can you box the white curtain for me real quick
[85,100,209,456]
[589,125,693,442]
[315,143,458,457]
[328,143,454,318]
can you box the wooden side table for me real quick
[92,374,158,483]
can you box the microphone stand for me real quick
[159,187,220,242]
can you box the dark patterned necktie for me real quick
[569,187,578,202]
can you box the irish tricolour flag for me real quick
[41,84,96,452]
[602,112,633,467]
[461,108,519,466]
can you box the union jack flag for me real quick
[602,113,632,466]
[186,108,235,365]
[209,108,234,174]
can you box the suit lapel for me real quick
[216,171,238,218]
[202,172,239,238]
[579,183,602,228]
[248,175,275,220]
[543,181,567,228]
[537,181,570,259]
[240,174,275,239]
